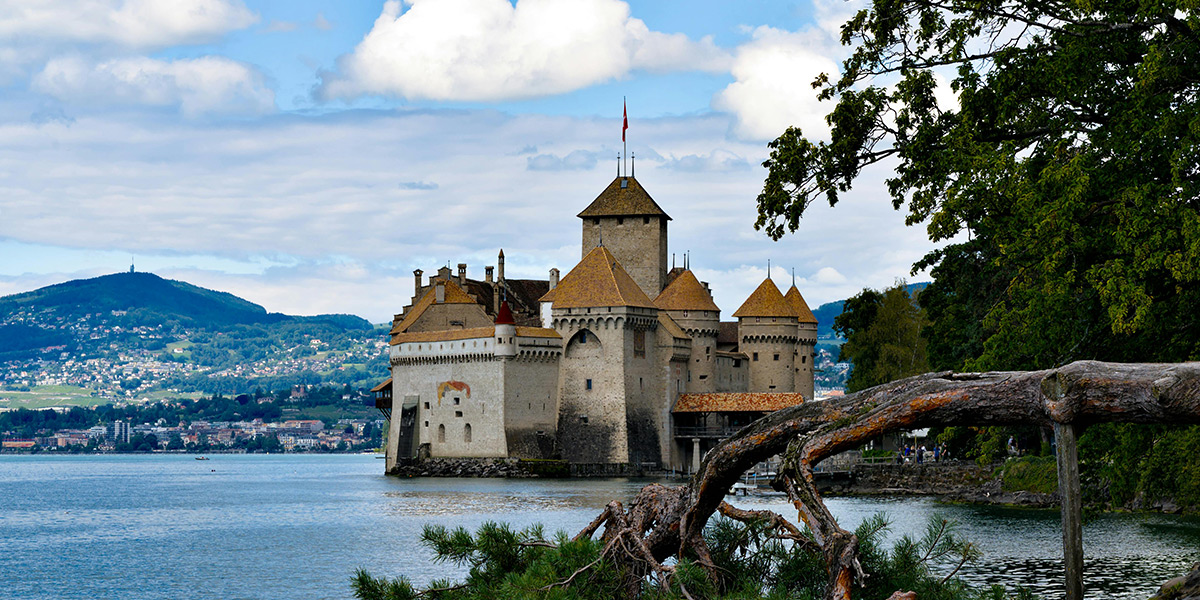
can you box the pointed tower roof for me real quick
[390,278,478,334]
[784,285,818,324]
[654,269,719,312]
[732,278,797,319]
[538,246,656,309]
[494,300,515,325]
[577,176,671,220]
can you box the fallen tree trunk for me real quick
[575,361,1200,599]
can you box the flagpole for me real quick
[623,96,627,177]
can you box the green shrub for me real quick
[352,514,1039,600]
[1000,456,1058,494]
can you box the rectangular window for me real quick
[753,352,759,361]
[634,329,645,358]
[455,411,463,417]
[453,397,460,405]
[424,402,430,409]
[774,354,780,361]
[579,331,587,343]
[586,379,593,390]
[643,216,649,224]
[801,355,806,364]
[733,359,741,368]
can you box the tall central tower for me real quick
[578,176,670,298]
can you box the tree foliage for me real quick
[353,515,1032,600]
[755,0,1200,507]
[834,283,930,392]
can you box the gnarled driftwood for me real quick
[574,361,1200,600]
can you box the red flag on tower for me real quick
[622,99,628,142]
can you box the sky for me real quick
[0,0,944,324]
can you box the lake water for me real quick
[1,454,1197,600]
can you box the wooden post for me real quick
[1054,422,1084,600]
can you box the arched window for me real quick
[464,423,472,443]
[437,424,446,443]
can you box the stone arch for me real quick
[437,424,446,443]
[565,328,603,359]
[464,423,472,443]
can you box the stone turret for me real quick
[732,277,799,393]
[578,176,670,298]
[655,269,720,393]
[494,301,517,358]
[784,285,819,400]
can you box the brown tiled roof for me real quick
[657,313,690,340]
[393,326,494,344]
[370,378,392,393]
[515,327,562,339]
[459,277,549,328]
[655,269,720,312]
[784,285,818,324]
[731,278,797,318]
[577,176,671,220]
[717,322,739,345]
[495,301,515,325]
[390,279,478,335]
[673,393,806,413]
[391,325,560,345]
[715,350,748,359]
[539,246,657,309]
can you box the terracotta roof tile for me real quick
[577,176,671,219]
[673,393,806,413]
[731,278,798,319]
[784,285,818,324]
[494,301,515,324]
[539,246,657,309]
[657,313,690,340]
[655,269,720,312]
[390,279,478,335]
[515,327,562,339]
[391,325,561,345]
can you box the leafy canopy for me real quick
[756,0,1200,371]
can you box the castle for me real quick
[379,174,818,473]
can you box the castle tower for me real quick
[732,277,799,392]
[578,176,670,298]
[784,284,819,400]
[655,269,720,393]
[539,245,662,466]
[494,301,517,358]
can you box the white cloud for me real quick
[714,25,841,141]
[319,0,731,102]
[33,55,275,116]
[0,0,257,49]
[0,108,943,322]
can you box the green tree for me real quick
[754,0,1200,505]
[835,283,930,392]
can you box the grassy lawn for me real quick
[0,385,108,409]
[0,386,203,410]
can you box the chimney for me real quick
[485,266,494,283]
[457,263,467,285]
[435,280,446,303]
[497,249,505,282]
[413,269,423,296]
[549,268,560,290]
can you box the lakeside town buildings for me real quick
[380,173,820,473]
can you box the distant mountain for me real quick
[814,282,930,338]
[0,272,383,395]
[0,272,371,330]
